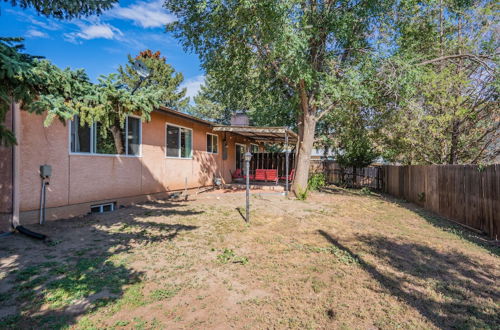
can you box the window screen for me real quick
[166,125,180,157]
[70,116,91,153]
[127,117,141,156]
[207,134,218,153]
[166,125,192,158]
[180,128,192,158]
[70,116,141,156]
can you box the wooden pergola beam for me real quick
[213,125,298,142]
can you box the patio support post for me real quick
[244,152,252,223]
[285,129,289,196]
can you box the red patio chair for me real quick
[244,171,255,180]
[280,169,295,182]
[265,169,279,184]
[254,169,266,181]
[231,168,243,180]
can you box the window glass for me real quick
[207,134,212,153]
[207,134,218,153]
[70,116,141,156]
[180,128,192,158]
[70,116,91,153]
[212,135,218,153]
[95,123,122,154]
[236,144,245,169]
[166,125,192,158]
[166,125,180,157]
[251,144,259,153]
[127,117,141,155]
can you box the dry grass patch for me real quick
[0,189,498,329]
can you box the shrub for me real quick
[360,187,371,195]
[308,173,326,191]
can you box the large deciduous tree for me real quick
[164,0,391,195]
[376,0,499,164]
[317,60,380,180]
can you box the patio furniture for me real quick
[254,169,278,184]
[231,168,243,179]
[265,169,279,184]
[254,169,266,181]
[244,172,255,180]
[280,169,295,182]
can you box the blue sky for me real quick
[0,0,205,101]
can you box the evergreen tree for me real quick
[3,0,118,19]
[187,75,232,124]
[118,50,188,110]
[1,0,118,145]
[0,38,92,145]
[77,73,164,154]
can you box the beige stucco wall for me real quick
[16,110,256,223]
[0,108,13,231]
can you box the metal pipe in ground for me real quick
[39,179,45,225]
[285,129,289,196]
[244,151,252,223]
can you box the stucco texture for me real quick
[16,110,256,222]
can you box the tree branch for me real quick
[417,53,498,70]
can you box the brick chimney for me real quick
[230,112,250,126]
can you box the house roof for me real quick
[212,125,297,143]
[156,106,215,126]
[155,106,297,144]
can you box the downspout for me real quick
[11,101,20,229]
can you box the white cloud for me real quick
[7,9,61,30]
[26,28,48,38]
[181,75,205,102]
[64,22,123,43]
[108,0,176,28]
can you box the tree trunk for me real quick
[448,120,459,164]
[109,125,124,155]
[292,80,318,197]
[352,167,357,187]
[292,110,317,196]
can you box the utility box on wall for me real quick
[40,165,52,178]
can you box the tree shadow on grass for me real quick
[317,229,499,329]
[319,185,499,256]
[381,196,500,256]
[0,201,200,329]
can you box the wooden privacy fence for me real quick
[382,165,499,240]
[310,161,499,240]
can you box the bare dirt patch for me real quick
[0,189,498,329]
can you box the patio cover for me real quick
[213,125,297,195]
[212,125,298,143]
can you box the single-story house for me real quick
[0,104,296,231]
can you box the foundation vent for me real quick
[90,202,116,213]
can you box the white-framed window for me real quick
[250,143,259,153]
[70,115,142,156]
[207,133,218,154]
[166,123,193,158]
